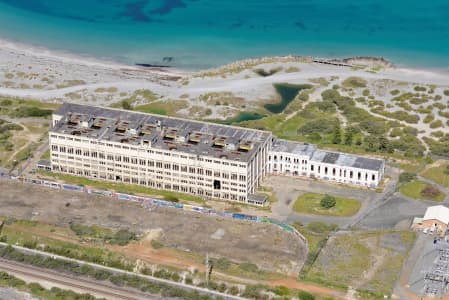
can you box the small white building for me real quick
[412,205,449,235]
[268,139,384,188]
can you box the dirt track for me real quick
[0,179,307,275]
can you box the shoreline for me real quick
[2,36,449,78]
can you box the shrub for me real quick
[320,195,336,209]
[414,86,427,92]
[298,118,336,135]
[112,229,137,246]
[121,100,133,110]
[444,90,449,96]
[151,240,164,249]
[298,290,315,300]
[272,285,290,296]
[430,120,443,129]
[163,194,179,202]
[13,106,52,117]
[229,286,240,295]
[239,262,258,273]
[424,114,435,124]
[421,185,441,199]
[399,172,417,183]
[390,89,400,96]
[215,257,231,270]
[342,77,367,88]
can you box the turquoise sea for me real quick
[0,1,448,70]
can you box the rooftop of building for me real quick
[51,103,271,162]
[272,138,384,171]
[272,138,317,157]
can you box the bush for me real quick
[239,262,258,273]
[390,89,400,96]
[111,229,137,246]
[164,194,179,202]
[272,285,290,296]
[298,290,315,300]
[121,100,133,110]
[13,106,52,117]
[430,120,443,129]
[151,240,164,249]
[399,172,416,183]
[320,194,336,209]
[421,185,441,199]
[298,118,337,135]
[215,257,231,270]
[342,77,367,88]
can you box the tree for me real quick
[332,121,342,144]
[121,100,132,110]
[421,185,441,199]
[344,127,354,145]
[320,195,336,209]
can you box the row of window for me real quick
[52,165,247,201]
[272,164,377,181]
[50,140,247,168]
[51,147,247,181]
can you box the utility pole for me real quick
[205,252,209,287]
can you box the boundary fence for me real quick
[0,175,307,245]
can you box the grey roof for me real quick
[271,139,384,171]
[52,103,271,162]
[311,149,384,171]
[271,139,317,156]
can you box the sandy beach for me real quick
[0,37,449,123]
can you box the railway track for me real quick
[0,258,151,300]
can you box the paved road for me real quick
[0,258,153,300]
[265,165,400,229]
[0,242,245,300]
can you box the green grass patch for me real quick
[133,100,188,116]
[399,180,445,202]
[293,193,361,217]
[421,163,449,187]
[37,169,204,204]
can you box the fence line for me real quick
[0,174,307,244]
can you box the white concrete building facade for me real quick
[268,139,384,188]
[50,103,271,206]
[49,104,385,206]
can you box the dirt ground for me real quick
[0,179,307,275]
[306,230,415,297]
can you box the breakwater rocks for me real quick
[193,55,394,78]
[193,55,313,77]
[343,56,393,68]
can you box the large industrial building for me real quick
[49,103,384,206]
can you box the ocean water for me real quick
[0,0,448,70]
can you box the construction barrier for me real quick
[0,174,305,241]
